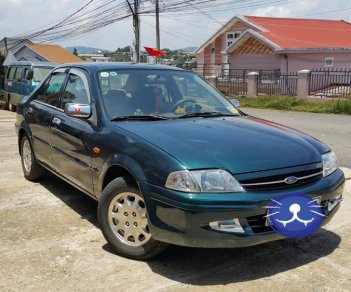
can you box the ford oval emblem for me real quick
[285,176,298,185]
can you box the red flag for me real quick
[144,46,166,58]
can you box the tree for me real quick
[73,48,78,56]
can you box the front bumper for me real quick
[140,169,345,248]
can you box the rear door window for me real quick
[33,72,67,108]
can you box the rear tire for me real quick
[20,135,45,181]
[4,94,10,110]
[98,176,168,260]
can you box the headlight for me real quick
[165,169,244,193]
[322,152,338,177]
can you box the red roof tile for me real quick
[245,16,351,49]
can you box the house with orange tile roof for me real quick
[195,16,351,75]
[13,44,83,63]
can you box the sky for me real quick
[1,0,351,51]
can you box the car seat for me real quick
[103,89,130,118]
[129,86,165,114]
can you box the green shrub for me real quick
[232,96,351,115]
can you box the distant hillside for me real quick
[66,45,196,54]
[66,46,110,54]
[179,47,197,52]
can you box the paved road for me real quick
[0,109,350,291]
[242,108,351,168]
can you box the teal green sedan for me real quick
[15,63,345,260]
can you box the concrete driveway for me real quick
[0,109,350,291]
[242,108,351,168]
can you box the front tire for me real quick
[98,176,168,260]
[20,135,45,181]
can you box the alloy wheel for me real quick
[108,192,151,247]
[22,139,33,173]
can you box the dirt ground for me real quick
[0,109,350,292]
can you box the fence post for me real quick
[247,72,259,97]
[297,69,310,98]
[207,76,217,88]
[222,63,230,78]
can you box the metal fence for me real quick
[209,72,298,97]
[214,74,248,96]
[193,65,351,98]
[258,72,298,96]
[194,65,279,78]
[309,68,351,98]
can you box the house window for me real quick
[226,31,241,48]
[325,58,334,67]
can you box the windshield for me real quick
[97,69,239,119]
[33,67,53,82]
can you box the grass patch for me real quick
[233,96,351,115]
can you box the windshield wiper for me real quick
[111,115,169,121]
[178,112,238,119]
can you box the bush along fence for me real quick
[309,68,351,98]
[197,67,351,98]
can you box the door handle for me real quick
[52,117,61,126]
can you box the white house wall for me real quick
[282,52,351,73]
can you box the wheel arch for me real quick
[100,164,139,198]
[18,127,29,155]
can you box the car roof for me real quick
[55,62,185,73]
[8,61,57,68]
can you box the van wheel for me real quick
[8,97,16,112]
[20,135,45,181]
[98,176,168,260]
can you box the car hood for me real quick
[114,116,328,174]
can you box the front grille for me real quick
[240,168,323,191]
[246,214,272,233]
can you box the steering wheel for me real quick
[170,98,198,112]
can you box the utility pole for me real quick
[155,0,160,50]
[126,0,140,62]
[134,0,140,62]
[4,37,8,56]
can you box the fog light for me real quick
[209,218,245,233]
[327,196,343,212]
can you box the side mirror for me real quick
[26,69,34,80]
[64,103,91,118]
[229,98,240,107]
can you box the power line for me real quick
[303,7,351,17]
[9,0,345,50]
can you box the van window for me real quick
[14,67,23,81]
[33,67,52,82]
[33,72,67,107]
[7,67,16,81]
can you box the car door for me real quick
[51,68,95,194]
[26,68,68,169]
